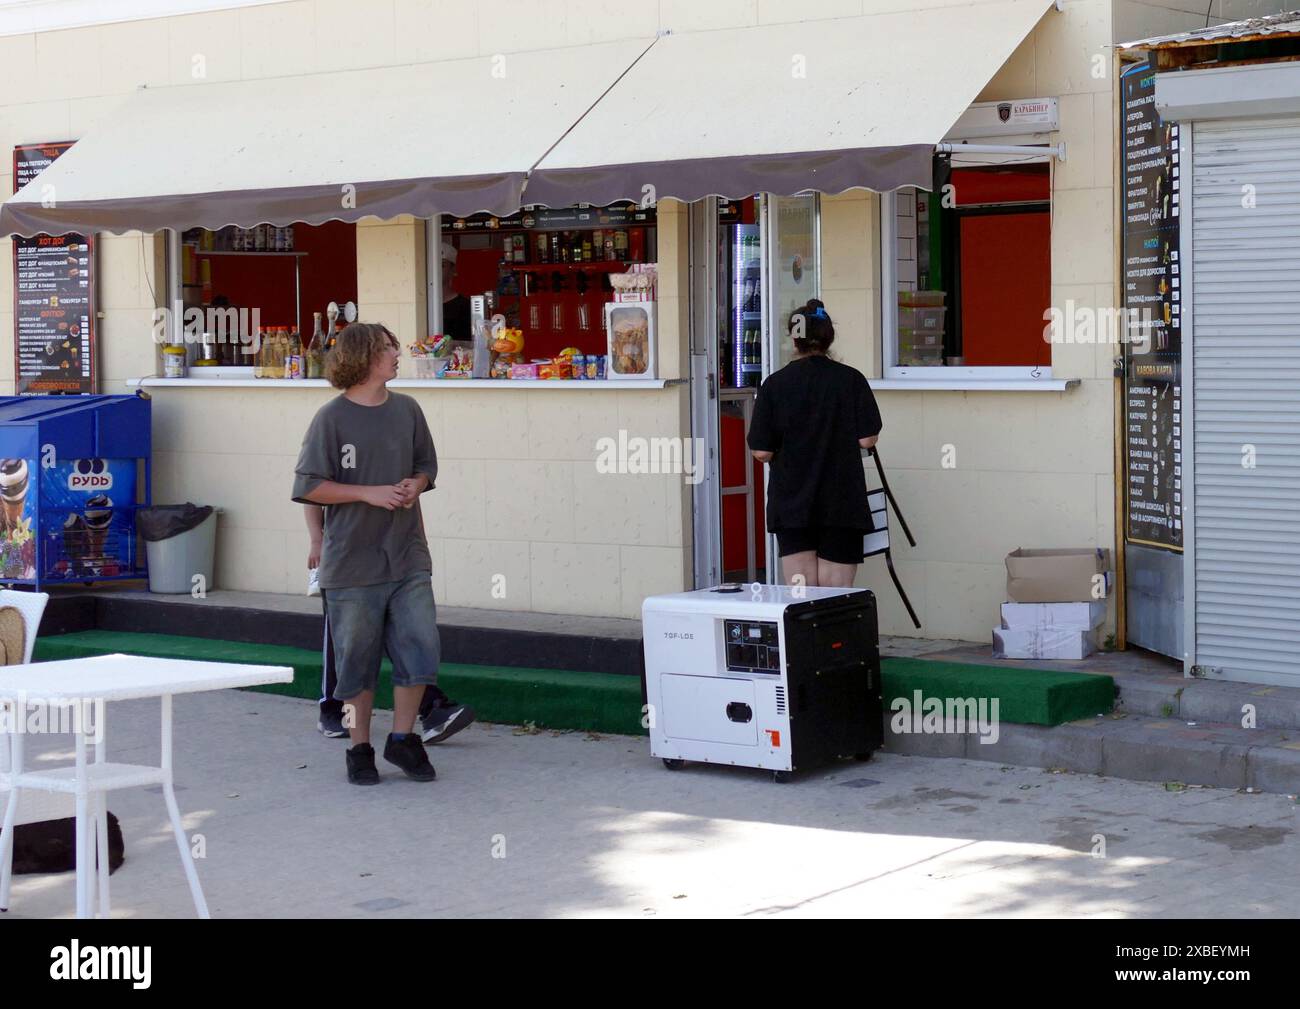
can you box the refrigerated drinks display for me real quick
[721,223,762,389]
[715,212,766,581]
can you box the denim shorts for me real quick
[322,572,440,701]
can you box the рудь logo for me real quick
[68,458,112,491]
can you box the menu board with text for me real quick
[12,142,96,395]
[1121,62,1182,551]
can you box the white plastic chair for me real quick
[0,589,49,664]
[0,590,79,909]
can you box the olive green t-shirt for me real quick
[291,392,437,589]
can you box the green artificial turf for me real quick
[33,631,1114,735]
[881,656,1115,726]
[33,630,647,736]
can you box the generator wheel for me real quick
[772,770,791,784]
[854,751,874,762]
[662,758,685,770]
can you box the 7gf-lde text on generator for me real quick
[641,585,882,782]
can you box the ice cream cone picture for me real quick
[0,459,29,532]
[63,512,87,570]
[84,495,113,565]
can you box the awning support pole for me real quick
[935,142,1067,162]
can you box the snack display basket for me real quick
[604,301,657,380]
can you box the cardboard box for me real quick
[1005,548,1112,603]
[992,626,1096,661]
[1000,600,1106,631]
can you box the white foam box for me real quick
[992,626,1096,661]
[1000,600,1106,631]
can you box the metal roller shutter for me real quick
[1191,115,1300,685]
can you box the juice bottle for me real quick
[287,327,303,378]
[255,326,269,377]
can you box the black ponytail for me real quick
[789,299,834,354]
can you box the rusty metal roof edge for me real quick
[1117,10,1300,51]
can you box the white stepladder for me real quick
[862,448,921,629]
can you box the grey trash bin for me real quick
[138,504,217,595]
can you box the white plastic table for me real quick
[0,653,293,919]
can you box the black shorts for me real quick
[775,526,866,565]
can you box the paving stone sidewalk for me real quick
[5,689,1298,918]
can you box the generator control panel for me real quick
[724,619,781,674]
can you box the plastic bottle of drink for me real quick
[280,327,293,378]
[255,326,269,378]
[287,327,303,378]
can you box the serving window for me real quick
[437,203,657,369]
[170,221,358,368]
[885,161,1051,378]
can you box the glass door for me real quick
[759,193,821,582]
[761,194,821,376]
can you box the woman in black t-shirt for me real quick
[747,299,882,589]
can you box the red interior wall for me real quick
[207,220,357,335]
[720,410,766,574]
[958,212,1051,367]
[951,166,1049,205]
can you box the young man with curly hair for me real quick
[292,322,441,785]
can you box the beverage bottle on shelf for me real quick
[582,235,593,261]
[536,233,548,263]
[306,313,324,379]
[287,327,303,379]
[255,326,269,377]
[278,327,291,379]
[613,230,628,260]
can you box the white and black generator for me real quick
[641,585,882,782]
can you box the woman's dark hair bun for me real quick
[789,299,835,353]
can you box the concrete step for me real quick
[884,709,1300,794]
[1113,668,1300,731]
[44,589,646,677]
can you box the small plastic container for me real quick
[412,356,441,379]
[162,345,187,378]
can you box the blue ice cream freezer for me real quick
[0,394,151,588]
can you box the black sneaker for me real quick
[420,702,476,745]
[318,709,349,738]
[383,733,437,782]
[346,743,380,786]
